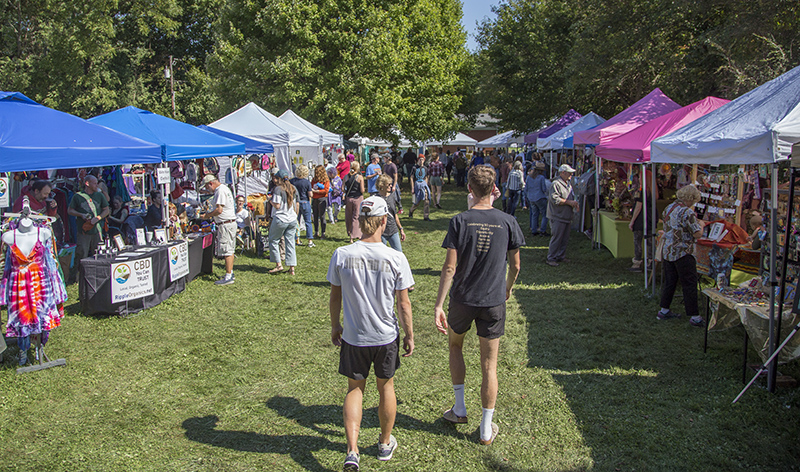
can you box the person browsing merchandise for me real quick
[200,174,237,285]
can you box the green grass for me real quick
[2,184,800,471]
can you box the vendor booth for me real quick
[652,63,800,393]
[525,109,582,145]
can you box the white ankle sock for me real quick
[453,384,466,417]
[480,408,495,440]
[660,307,670,314]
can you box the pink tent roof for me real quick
[596,96,730,163]
[573,88,681,146]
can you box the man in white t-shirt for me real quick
[328,196,415,471]
[201,174,237,285]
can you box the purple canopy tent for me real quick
[574,89,681,146]
[525,109,582,144]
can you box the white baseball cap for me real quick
[559,164,576,173]
[360,196,388,217]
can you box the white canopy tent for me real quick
[651,63,800,394]
[425,132,478,147]
[209,102,322,172]
[279,109,343,147]
[477,130,525,148]
[537,112,606,150]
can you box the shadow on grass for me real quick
[182,415,338,472]
[183,396,466,471]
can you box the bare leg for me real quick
[479,336,500,409]
[448,328,467,385]
[224,255,234,274]
[376,377,396,444]
[344,378,366,454]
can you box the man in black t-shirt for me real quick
[434,165,524,446]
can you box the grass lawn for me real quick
[2,184,800,472]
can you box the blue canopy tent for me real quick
[89,107,245,161]
[197,125,273,154]
[0,92,162,172]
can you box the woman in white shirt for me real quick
[268,170,300,275]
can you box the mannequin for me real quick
[2,197,57,366]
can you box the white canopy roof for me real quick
[537,112,606,150]
[209,102,321,170]
[279,109,342,146]
[426,132,478,147]
[651,64,800,164]
[477,130,525,148]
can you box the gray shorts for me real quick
[215,221,237,257]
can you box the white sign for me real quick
[157,167,171,185]
[136,228,146,246]
[111,257,154,303]
[168,242,190,282]
[0,177,7,207]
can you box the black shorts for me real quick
[448,299,506,339]
[339,337,400,380]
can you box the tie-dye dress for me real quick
[2,228,66,338]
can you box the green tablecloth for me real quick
[597,210,634,259]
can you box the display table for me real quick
[704,287,800,363]
[79,234,213,316]
[596,210,634,258]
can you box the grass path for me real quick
[1,185,799,471]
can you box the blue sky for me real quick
[460,0,499,52]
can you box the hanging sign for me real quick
[111,257,154,302]
[0,177,8,208]
[156,167,171,185]
[168,242,190,282]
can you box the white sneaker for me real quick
[377,435,397,461]
[308,241,316,248]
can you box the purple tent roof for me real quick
[573,89,681,146]
[524,109,582,144]
[596,96,730,163]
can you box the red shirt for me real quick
[337,160,351,181]
[12,189,57,217]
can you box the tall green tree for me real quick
[209,0,471,142]
[478,0,800,132]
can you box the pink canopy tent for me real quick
[573,88,681,146]
[595,96,730,163]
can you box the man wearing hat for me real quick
[200,174,237,285]
[366,153,382,196]
[328,196,415,471]
[546,164,580,266]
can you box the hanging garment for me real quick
[2,227,65,338]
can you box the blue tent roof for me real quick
[90,107,245,161]
[0,92,162,172]
[197,125,273,154]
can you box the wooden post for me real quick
[691,164,698,184]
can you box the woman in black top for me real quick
[107,195,129,239]
[344,161,365,243]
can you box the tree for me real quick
[209,0,471,143]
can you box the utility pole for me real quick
[166,55,175,117]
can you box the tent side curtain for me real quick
[652,64,800,165]
[0,94,162,172]
[90,106,245,161]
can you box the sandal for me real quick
[287,267,295,275]
[268,266,284,274]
